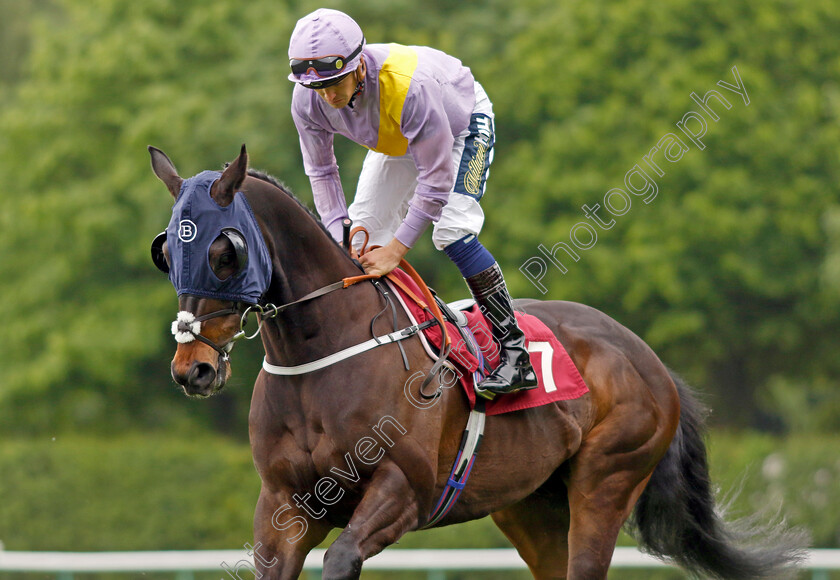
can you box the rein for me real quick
[254,226,450,376]
[258,259,450,377]
[172,261,450,379]
[170,273,380,360]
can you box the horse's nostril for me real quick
[187,361,217,391]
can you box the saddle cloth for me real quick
[386,269,589,415]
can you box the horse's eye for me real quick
[219,252,236,269]
[211,248,238,280]
[209,229,248,281]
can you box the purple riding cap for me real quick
[163,170,271,304]
[287,8,365,86]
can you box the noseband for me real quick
[171,306,246,361]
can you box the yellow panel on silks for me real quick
[372,44,418,156]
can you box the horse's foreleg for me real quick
[321,463,420,580]
[250,486,331,580]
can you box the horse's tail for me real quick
[627,370,808,579]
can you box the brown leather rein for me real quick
[231,227,450,378]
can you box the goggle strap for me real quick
[291,37,365,76]
[345,37,365,63]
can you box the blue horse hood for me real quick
[165,170,272,303]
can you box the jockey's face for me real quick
[314,59,365,109]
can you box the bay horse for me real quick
[149,145,804,580]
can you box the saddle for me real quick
[345,224,587,413]
[384,267,589,415]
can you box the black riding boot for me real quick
[465,263,538,397]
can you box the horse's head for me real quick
[149,144,272,398]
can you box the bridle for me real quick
[170,272,381,361]
[166,224,450,383]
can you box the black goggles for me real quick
[289,38,364,78]
[303,72,352,89]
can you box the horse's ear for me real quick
[213,144,248,207]
[148,146,183,199]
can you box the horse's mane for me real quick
[245,168,339,245]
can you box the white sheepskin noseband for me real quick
[172,311,201,343]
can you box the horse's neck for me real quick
[247,181,380,366]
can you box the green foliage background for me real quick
[0,0,838,564]
[1,432,838,553]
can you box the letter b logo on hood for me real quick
[178,219,198,242]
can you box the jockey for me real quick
[287,8,536,397]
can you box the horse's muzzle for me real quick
[171,351,229,398]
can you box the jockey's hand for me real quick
[359,238,409,277]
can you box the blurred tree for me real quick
[482,0,840,429]
[0,0,838,435]
[0,0,55,92]
[0,0,303,435]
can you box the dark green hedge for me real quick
[2,430,838,555]
[0,433,259,551]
